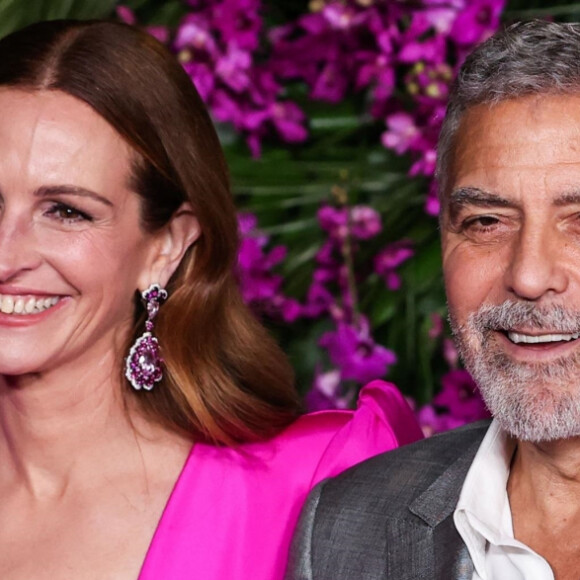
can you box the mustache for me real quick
[466,301,580,335]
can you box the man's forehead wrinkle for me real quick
[449,186,580,208]
[454,152,580,173]
[454,106,580,173]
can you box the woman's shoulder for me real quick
[279,380,423,484]
[283,380,419,440]
[194,380,422,488]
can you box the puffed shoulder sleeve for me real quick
[309,380,423,486]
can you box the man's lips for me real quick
[507,331,580,345]
[491,329,580,362]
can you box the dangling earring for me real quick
[125,283,168,391]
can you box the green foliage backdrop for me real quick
[2,0,580,429]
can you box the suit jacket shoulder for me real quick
[286,420,491,580]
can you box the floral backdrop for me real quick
[4,0,580,435]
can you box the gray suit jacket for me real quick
[286,420,491,580]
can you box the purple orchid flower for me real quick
[374,241,414,290]
[319,316,396,384]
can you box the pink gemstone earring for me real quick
[125,283,168,391]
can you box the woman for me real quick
[0,19,422,580]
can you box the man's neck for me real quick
[512,437,580,488]
[507,437,580,579]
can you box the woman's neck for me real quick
[0,357,186,499]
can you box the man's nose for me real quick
[0,213,42,282]
[504,223,568,301]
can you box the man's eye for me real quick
[45,202,93,223]
[463,215,500,230]
[451,214,515,242]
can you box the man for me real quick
[286,20,580,580]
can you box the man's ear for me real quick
[139,202,200,290]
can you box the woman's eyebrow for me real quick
[34,184,114,206]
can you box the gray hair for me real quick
[437,20,580,198]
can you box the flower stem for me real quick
[331,182,360,326]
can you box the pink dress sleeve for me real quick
[138,380,422,580]
[308,380,423,485]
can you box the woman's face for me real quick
[0,89,164,378]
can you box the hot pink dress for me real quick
[138,380,422,579]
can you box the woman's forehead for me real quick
[0,89,134,195]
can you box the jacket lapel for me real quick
[383,434,484,579]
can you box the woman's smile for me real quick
[0,293,60,315]
[0,89,164,376]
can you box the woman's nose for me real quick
[0,213,42,282]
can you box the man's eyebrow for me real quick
[446,187,516,223]
[553,191,580,206]
[448,187,515,209]
[35,185,113,207]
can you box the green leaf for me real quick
[121,0,186,27]
[0,0,117,38]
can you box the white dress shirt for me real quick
[453,420,555,579]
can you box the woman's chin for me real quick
[0,361,43,379]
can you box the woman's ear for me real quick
[139,202,200,290]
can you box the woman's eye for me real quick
[45,202,93,223]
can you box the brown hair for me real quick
[0,19,301,444]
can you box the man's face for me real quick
[442,94,580,442]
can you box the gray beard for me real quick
[449,300,580,442]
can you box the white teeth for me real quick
[1,296,13,314]
[0,293,60,315]
[508,331,580,344]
